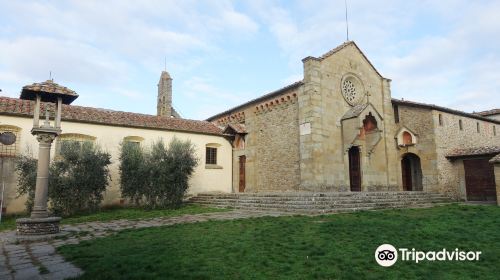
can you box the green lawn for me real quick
[59,204,500,280]
[0,204,227,232]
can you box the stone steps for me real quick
[190,198,452,207]
[191,195,449,202]
[192,199,451,208]
[188,191,455,214]
[215,203,447,214]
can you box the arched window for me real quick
[402,131,413,145]
[0,125,21,157]
[363,112,378,133]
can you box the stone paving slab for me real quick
[0,210,290,279]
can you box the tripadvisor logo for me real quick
[375,244,481,267]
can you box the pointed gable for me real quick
[303,41,385,79]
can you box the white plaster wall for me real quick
[0,115,232,213]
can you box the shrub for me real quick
[15,153,38,213]
[118,142,146,206]
[119,138,198,209]
[16,142,112,216]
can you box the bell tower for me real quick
[157,71,172,117]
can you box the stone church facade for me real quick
[1,41,499,214]
[208,41,500,201]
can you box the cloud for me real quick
[181,76,252,119]
[1,0,499,118]
[0,36,129,85]
[246,0,500,112]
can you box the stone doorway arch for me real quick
[401,153,423,191]
[349,146,362,192]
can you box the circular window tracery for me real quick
[341,74,364,106]
[342,80,357,104]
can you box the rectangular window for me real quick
[438,114,443,126]
[206,147,217,165]
[58,140,93,155]
[393,105,399,123]
[494,126,497,136]
[476,122,480,133]
[459,119,463,131]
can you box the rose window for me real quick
[342,80,357,104]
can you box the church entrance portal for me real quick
[401,153,423,191]
[349,146,361,192]
[239,155,246,192]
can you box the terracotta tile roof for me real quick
[224,123,247,134]
[0,96,222,135]
[475,109,500,116]
[21,80,79,104]
[446,146,500,159]
[206,81,303,121]
[392,99,500,124]
[489,153,500,163]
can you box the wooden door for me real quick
[464,159,496,201]
[238,155,246,192]
[348,147,361,192]
[401,157,412,191]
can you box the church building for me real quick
[208,41,500,202]
[0,41,499,214]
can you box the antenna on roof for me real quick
[49,71,52,80]
[344,0,349,41]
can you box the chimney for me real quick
[157,71,172,117]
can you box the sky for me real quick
[0,0,499,120]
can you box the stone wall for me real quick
[299,43,399,191]
[396,106,439,192]
[214,90,301,192]
[249,96,300,191]
[433,111,499,199]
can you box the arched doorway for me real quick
[349,146,361,191]
[401,153,423,191]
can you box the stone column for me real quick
[30,133,56,219]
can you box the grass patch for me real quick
[38,265,49,274]
[0,204,227,231]
[59,204,500,279]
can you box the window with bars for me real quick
[205,147,217,165]
[0,125,21,158]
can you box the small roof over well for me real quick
[21,79,79,104]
